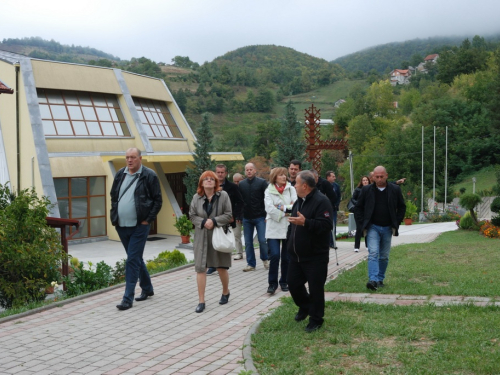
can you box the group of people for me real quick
[110,147,406,333]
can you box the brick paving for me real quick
[0,223,480,374]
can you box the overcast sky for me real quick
[2,0,500,64]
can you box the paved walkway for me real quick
[0,222,461,375]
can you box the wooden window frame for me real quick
[133,97,183,139]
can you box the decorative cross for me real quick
[304,104,348,173]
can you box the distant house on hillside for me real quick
[389,69,411,86]
[417,54,439,73]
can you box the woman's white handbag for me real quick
[212,225,235,253]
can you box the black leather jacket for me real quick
[238,176,268,219]
[110,166,163,226]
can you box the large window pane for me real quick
[78,92,92,105]
[101,122,116,136]
[90,196,106,216]
[50,105,69,119]
[38,91,47,103]
[55,121,73,135]
[73,121,88,135]
[42,120,56,135]
[82,107,97,121]
[89,177,105,195]
[87,122,101,135]
[64,92,79,105]
[58,199,69,218]
[39,104,51,118]
[47,92,64,104]
[67,106,84,120]
[90,217,106,237]
[71,198,88,217]
[96,107,112,121]
[71,178,88,196]
[54,179,69,197]
[92,94,106,106]
[73,219,88,238]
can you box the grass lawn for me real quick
[450,164,499,195]
[326,230,500,297]
[251,230,500,374]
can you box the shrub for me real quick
[0,184,65,309]
[63,261,114,297]
[491,197,500,214]
[112,259,127,285]
[480,221,500,238]
[459,193,482,223]
[459,211,477,230]
[146,249,188,273]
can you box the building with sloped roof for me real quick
[0,50,243,242]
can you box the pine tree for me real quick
[274,100,306,167]
[183,112,215,204]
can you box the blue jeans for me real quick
[243,217,268,268]
[116,224,153,303]
[366,224,393,282]
[267,238,288,286]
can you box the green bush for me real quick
[146,249,188,273]
[63,261,114,297]
[490,197,500,214]
[112,259,127,285]
[459,211,478,230]
[0,184,65,309]
[459,193,482,223]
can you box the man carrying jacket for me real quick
[354,166,405,291]
[110,148,163,310]
[287,171,333,333]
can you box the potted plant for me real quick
[405,200,418,225]
[174,214,193,243]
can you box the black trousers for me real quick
[288,258,328,325]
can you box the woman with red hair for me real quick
[189,170,233,313]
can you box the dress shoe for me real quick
[195,303,205,313]
[366,280,378,291]
[305,321,322,333]
[267,284,277,295]
[377,281,385,288]
[116,301,133,310]
[280,283,289,292]
[219,293,230,305]
[294,309,308,322]
[135,291,154,302]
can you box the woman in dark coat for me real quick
[189,171,232,313]
[353,175,371,252]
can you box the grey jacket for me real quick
[189,190,233,272]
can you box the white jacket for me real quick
[264,182,297,239]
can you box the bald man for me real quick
[238,163,269,271]
[354,166,405,291]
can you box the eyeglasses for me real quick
[203,177,215,181]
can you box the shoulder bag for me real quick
[211,193,235,253]
[347,197,357,213]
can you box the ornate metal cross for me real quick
[304,104,348,173]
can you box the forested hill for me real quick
[0,37,120,64]
[332,35,500,74]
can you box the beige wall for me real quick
[32,61,121,94]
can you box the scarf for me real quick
[275,184,285,195]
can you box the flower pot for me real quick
[45,286,55,294]
[404,218,413,225]
[181,235,191,244]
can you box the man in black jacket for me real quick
[110,148,163,310]
[238,163,269,271]
[206,164,244,275]
[354,166,406,291]
[287,171,333,333]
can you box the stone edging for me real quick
[0,262,194,325]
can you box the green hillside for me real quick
[449,165,499,196]
[332,34,500,74]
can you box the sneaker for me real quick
[377,281,385,288]
[233,253,243,260]
[366,280,378,291]
[243,265,255,272]
[263,260,270,270]
[354,248,359,253]
[206,267,217,276]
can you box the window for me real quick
[54,176,107,239]
[133,97,183,138]
[38,89,130,137]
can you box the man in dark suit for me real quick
[354,166,406,291]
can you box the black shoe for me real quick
[195,303,205,313]
[267,284,278,295]
[206,267,217,276]
[135,290,154,302]
[280,283,289,292]
[219,293,230,305]
[116,300,133,310]
[366,280,378,291]
[305,321,322,333]
[294,310,308,322]
[377,281,385,288]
